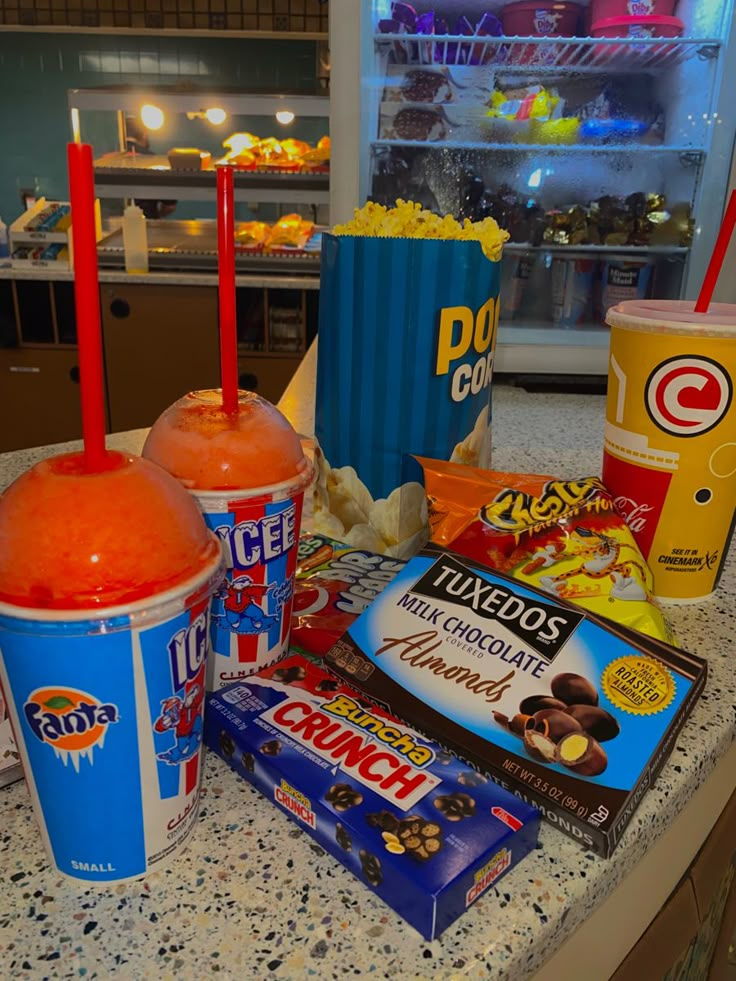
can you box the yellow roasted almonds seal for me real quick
[602,655,676,716]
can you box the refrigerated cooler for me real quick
[330,0,736,374]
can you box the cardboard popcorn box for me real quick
[314,231,501,559]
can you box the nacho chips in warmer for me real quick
[415,458,675,644]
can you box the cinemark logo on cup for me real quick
[645,356,733,437]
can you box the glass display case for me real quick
[68,86,329,275]
[330,0,736,374]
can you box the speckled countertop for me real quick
[1,379,734,980]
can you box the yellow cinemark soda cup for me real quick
[602,299,736,602]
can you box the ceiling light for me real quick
[140,103,164,131]
[205,107,227,125]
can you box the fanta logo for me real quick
[24,687,119,770]
[168,613,208,691]
[482,478,604,533]
[214,505,296,570]
[646,356,732,437]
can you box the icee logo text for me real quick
[156,614,209,765]
[24,686,119,770]
[167,612,208,691]
[214,505,296,570]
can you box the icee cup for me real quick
[0,451,225,884]
[602,299,736,602]
[142,389,313,691]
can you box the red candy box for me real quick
[590,0,677,23]
[291,534,407,658]
[501,1,581,37]
[591,14,684,36]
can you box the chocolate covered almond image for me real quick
[519,694,567,716]
[551,673,599,707]
[556,732,608,776]
[565,705,620,742]
[509,713,533,736]
[522,728,557,764]
[532,709,583,743]
[492,711,512,732]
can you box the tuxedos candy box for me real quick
[204,654,539,940]
[323,546,707,857]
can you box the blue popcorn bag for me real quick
[315,221,503,560]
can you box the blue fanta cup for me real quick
[0,451,224,883]
[315,232,502,559]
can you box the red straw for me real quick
[67,142,107,471]
[217,165,238,414]
[695,189,736,313]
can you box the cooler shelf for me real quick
[372,139,705,155]
[93,163,330,205]
[504,243,689,256]
[374,33,721,73]
[496,324,610,373]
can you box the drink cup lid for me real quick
[0,451,222,611]
[143,389,310,492]
[606,299,736,336]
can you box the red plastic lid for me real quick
[591,14,684,27]
[0,451,221,610]
[502,1,582,11]
[143,389,309,492]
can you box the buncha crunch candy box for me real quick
[323,545,707,857]
[204,654,540,940]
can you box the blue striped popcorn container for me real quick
[315,233,501,559]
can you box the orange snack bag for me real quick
[301,136,331,166]
[266,214,314,250]
[234,221,269,249]
[416,457,675,644]
[280,138,310,159]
